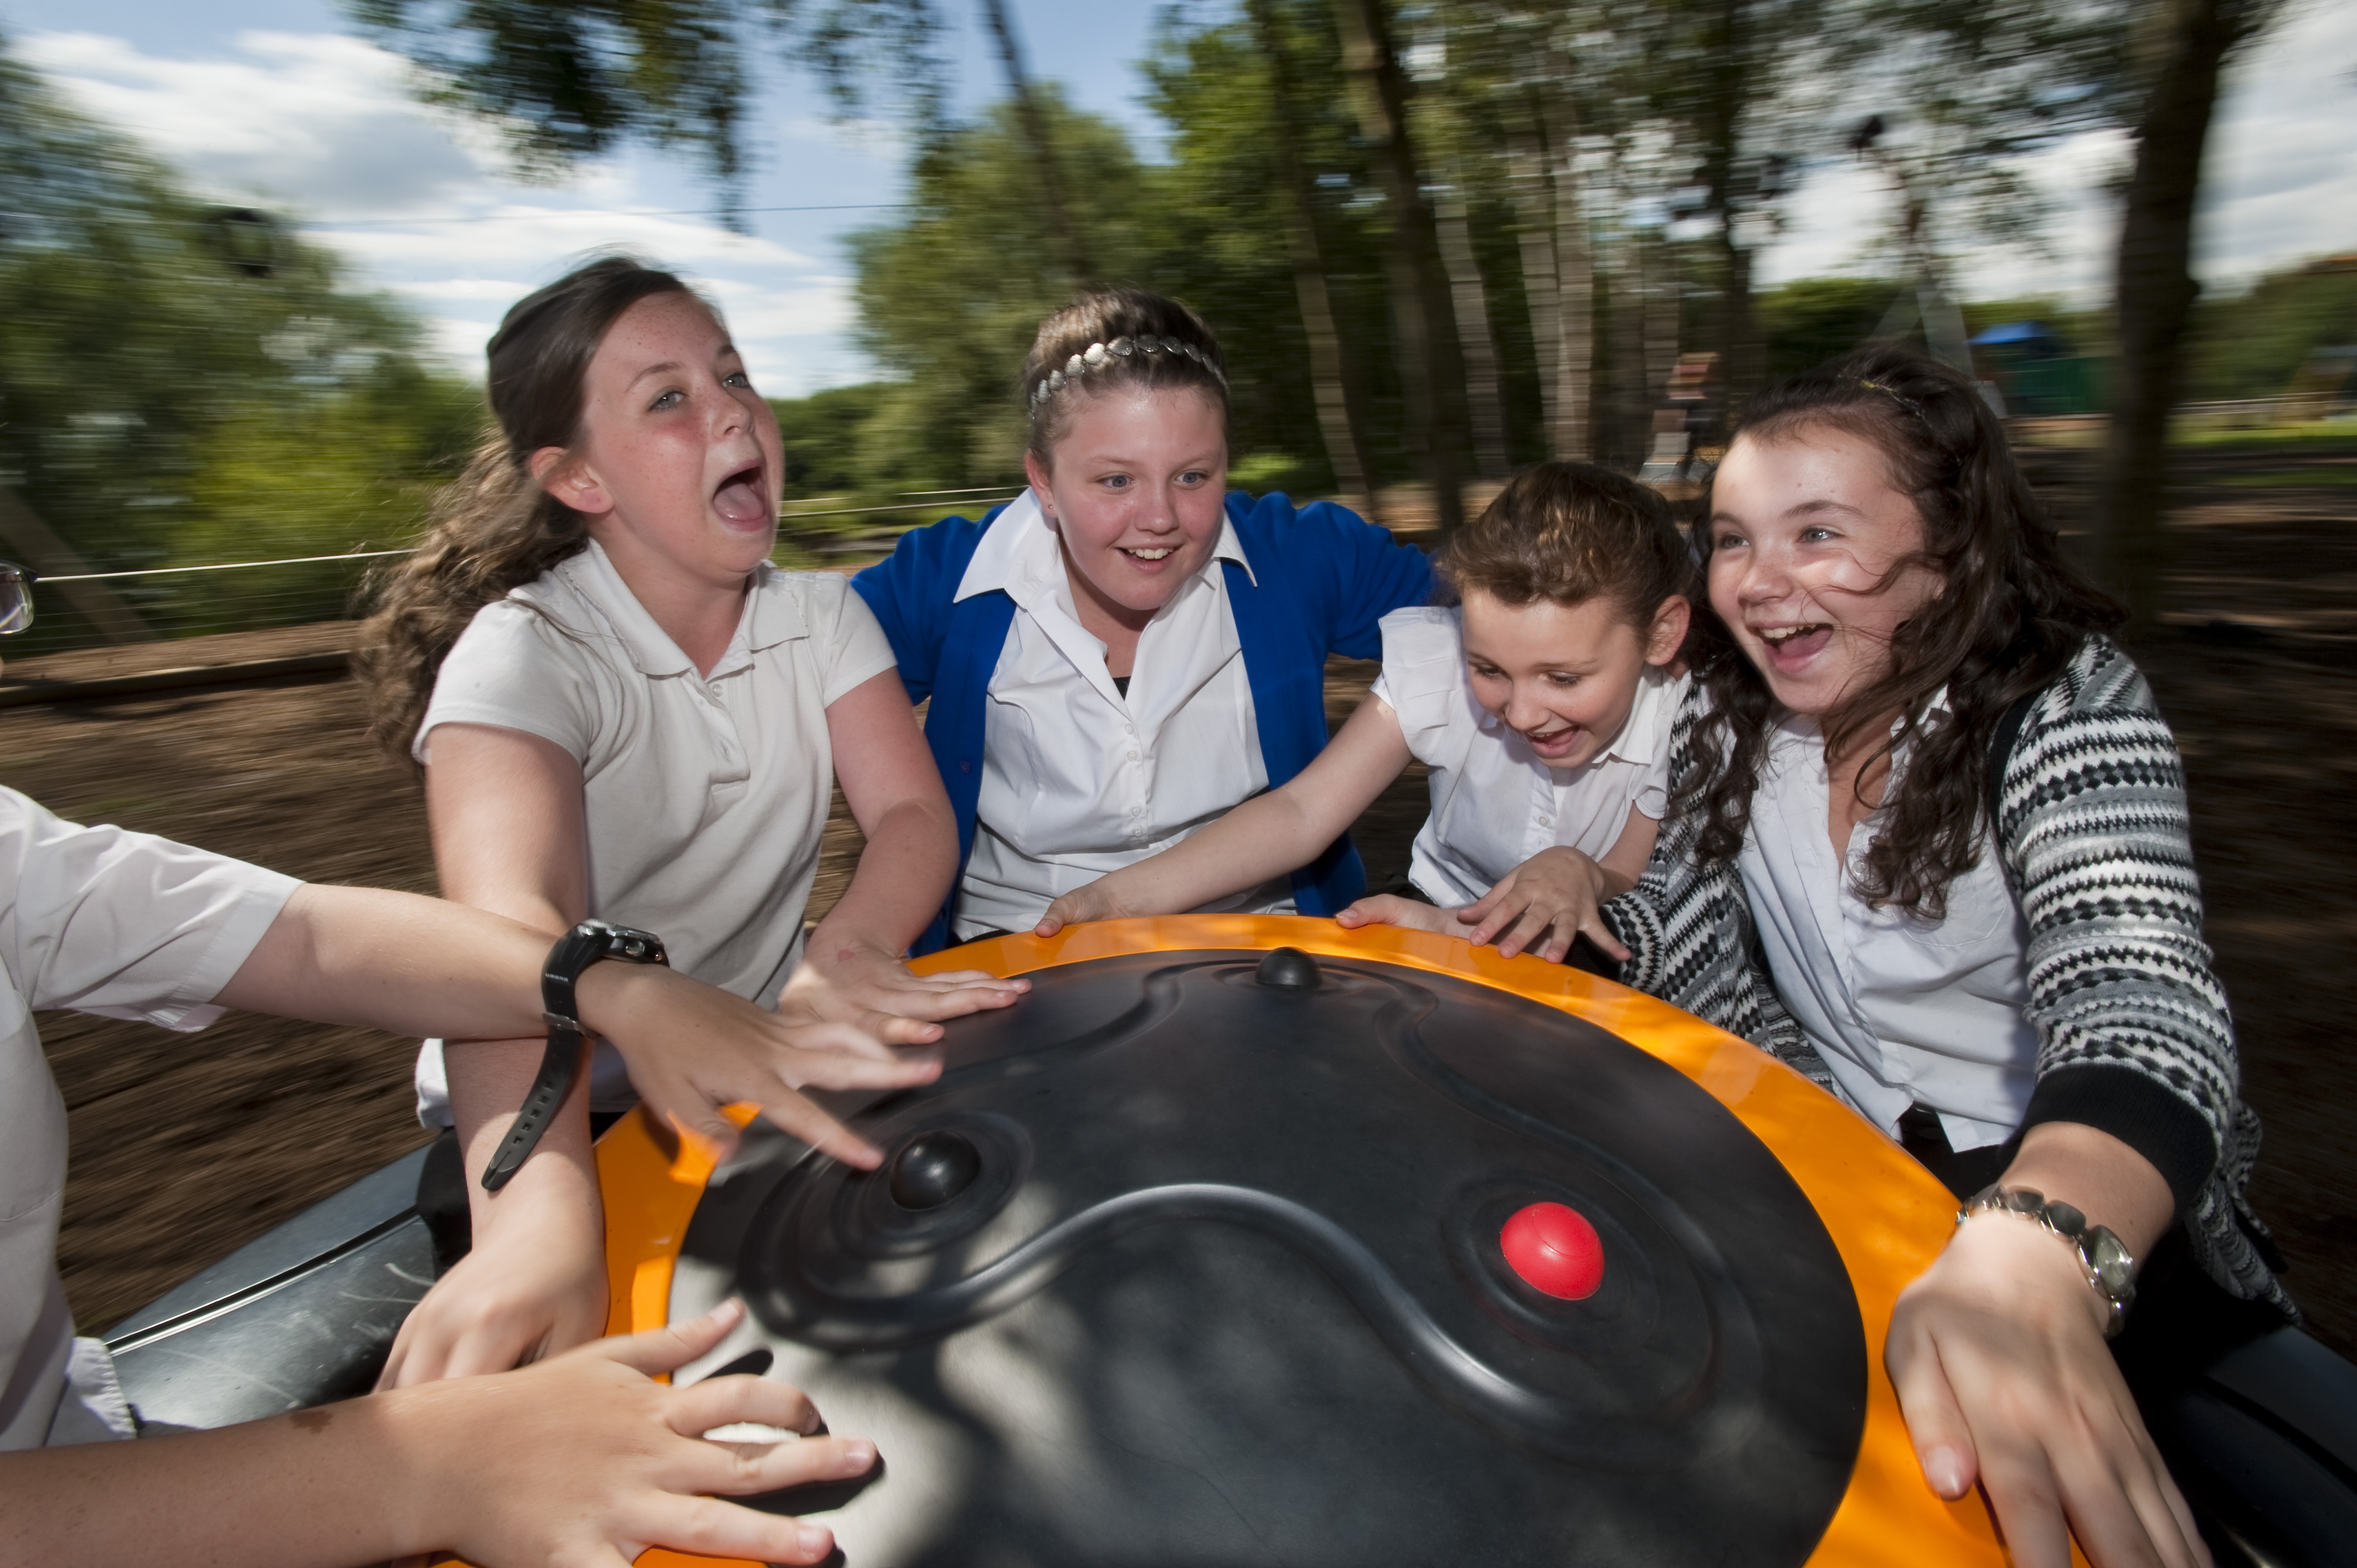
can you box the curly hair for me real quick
[357,255,708,765]
[1022,288,1228,465]
[1679,347,2124,916]
[1436,462,1692,632]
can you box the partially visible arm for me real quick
[1887,657,2229,1568]
[783,668,1030,1035]
[384,721,606,1387]
[1036,694,1413,935]
[0,1302,871,1568]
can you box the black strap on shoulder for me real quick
[1986,689,2039,844]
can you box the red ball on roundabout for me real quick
[1500,1201,1605,1301]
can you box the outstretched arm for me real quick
[0,1302,872,1568]
[377,722,939,1387]
[1037,693,1413,935]
[786,668,1030,1033]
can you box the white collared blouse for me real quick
[411,539,899,1120]
[1368,606,1687,907]
[1736,702,2040,1152]
[0,789,296,1450]
[953,492,1293,938]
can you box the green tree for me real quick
[0,35,478,649]
[843,94,1165,493]
[2183,256,2357,404]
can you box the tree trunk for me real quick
[1610,209,1651,471]
[1437,167,1511,479]
[979,0,1092,286]
[2098,0,2261,629]
[1696,0,1762,409]
[1508,123,1563,449]
[1246,0,1378,513]
[1331,0,1472,533]
[1545,96,1593,463]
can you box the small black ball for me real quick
[1255,947,1322,991]
[889,1130,983,1210]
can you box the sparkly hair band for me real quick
[1029,336,1227,411]
[1857,377,1929,421]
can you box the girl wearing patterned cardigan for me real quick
[1592,350,2284,1568]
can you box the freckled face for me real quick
[1025,387,1228,631]
[1459,587,1689,768]
[537,290,783,593]
[1705,425,1939,719]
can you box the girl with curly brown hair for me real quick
[1575,347,2288,1568]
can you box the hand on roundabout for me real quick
[377,1184,609,1389]
[1035,878,1133,937]
[587,961,948,1170]
[784,938,1027,1045]
[1332,893,1458,936]
[1454,848,1629,963]
[1886,1214,2209,1568]
[419,1299,874,1568]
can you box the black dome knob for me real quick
[889,1130,982,1210]
[1255,947,1322,991]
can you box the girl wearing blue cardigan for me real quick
[854,290,1433,951]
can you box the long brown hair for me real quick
[358,255,705,764]
[1436,461,1692,630]
[1680,347,2124,916]
[1022,288,1229,465]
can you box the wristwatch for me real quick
[1957,1184,2138,1337]
[480,920,670,1192]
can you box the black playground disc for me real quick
[679,948,1866,1566]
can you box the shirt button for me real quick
[1127,750,1140,761]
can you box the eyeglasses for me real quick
[0,563,32,637]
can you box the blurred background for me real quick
[1,0,2352,1356]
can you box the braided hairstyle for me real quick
[1679,346,2124,916]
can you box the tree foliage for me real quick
[346,0,949,216]
[0,35,478,647]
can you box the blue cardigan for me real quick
[853,491,1434,952]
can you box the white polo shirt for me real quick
[0,787,297,1449]
[953,492,1294,939]
[411,541,899,1120]
[1368,606,1686,906]
[1737,705,2038,1152]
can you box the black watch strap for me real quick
[480,920,670,1192]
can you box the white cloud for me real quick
[16,27,883,393]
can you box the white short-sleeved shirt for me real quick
[1737,706,2037,1152]
[0,788,297,1450]
[411,541,899,1121]
[1368,606,1687,907]
[953,492,1294,940]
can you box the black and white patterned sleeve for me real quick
[2006,638,2287,1309]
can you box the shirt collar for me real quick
[953,489,1255,606]
[534,540,800,680]
[1599,664,1681,766]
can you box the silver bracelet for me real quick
[1956,1184,2138,1338]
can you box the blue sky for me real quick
[7,0,2352,393]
